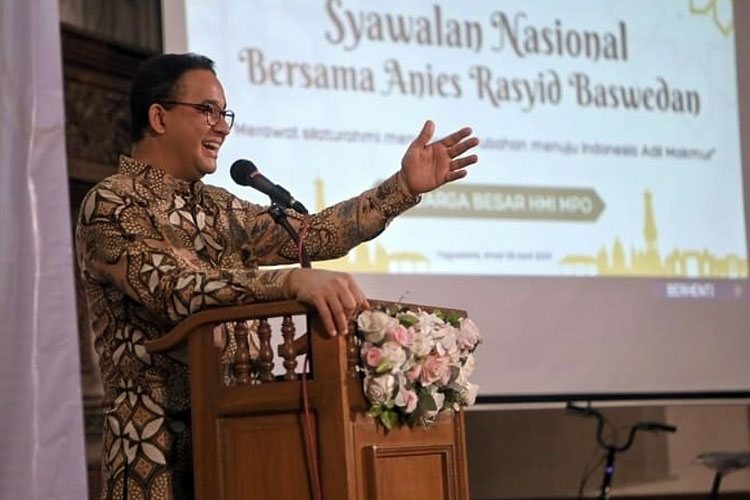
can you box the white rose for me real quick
[431,388,446,412]
[457,318,481,350]
[459,382,479,406]
[450,355,476,393]
[380,341,407,371]
[364,374,395,405]
[417,310,445,328]
[436,326,458,357]
[357,310,397,344]
[462,353,476,378]
[411,330,433,357]
[416,311,446,338]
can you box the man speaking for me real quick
[75,52,478,499]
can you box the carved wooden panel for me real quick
[64,79,131,171]
[62,23,154,183]
[218,413,315,499]
[365,444,458,500]
[350,410,470,500]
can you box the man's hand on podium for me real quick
[286,268,369,337]
[399,120,479,197]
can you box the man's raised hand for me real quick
[399,120,479,196]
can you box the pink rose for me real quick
[387,324,413,347]
[365,347,382,367]
[457,318,481,350]
[420,355,451,386]
[407,364,422,382]
[395,387,418,414]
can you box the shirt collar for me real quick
[118,155,204,198]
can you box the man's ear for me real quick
[147,103,167,135]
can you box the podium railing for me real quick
[146,299,470,500]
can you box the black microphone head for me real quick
[230,159,258,186]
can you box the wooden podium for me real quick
[146,300,470,500]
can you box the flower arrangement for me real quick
[356,307,481,429]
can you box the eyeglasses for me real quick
[159,100,235,129]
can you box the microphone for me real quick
[230,159,309,214]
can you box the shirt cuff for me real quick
[374,173,422,219]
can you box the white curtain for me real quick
[0,0,88,499]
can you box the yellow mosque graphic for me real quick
[690,0,733,37]
[559,190,748,278]
[312,178,430,273]
[312,179,747,278]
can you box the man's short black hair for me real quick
[130,53,216,143]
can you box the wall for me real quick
[466,403,750,499]
[59,0,161,51]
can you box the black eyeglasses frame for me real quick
[158,100,235,129]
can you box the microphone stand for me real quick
[266,203,320,498]
[268,203,311,268]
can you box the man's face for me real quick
[163,69,231,181]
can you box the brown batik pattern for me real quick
[76,155,419,500]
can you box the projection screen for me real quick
[162,0,750,400]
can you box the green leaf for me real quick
[380,409,398,430]
[399,314,418,327]
[375,360,392,374]
[405,412,419,427]
[449,365,460,383]
[445,312,463,328]
[444,389,460,405]
[418,390,437,412]
[367,405,382,418]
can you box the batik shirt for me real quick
[75,156,419,499]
